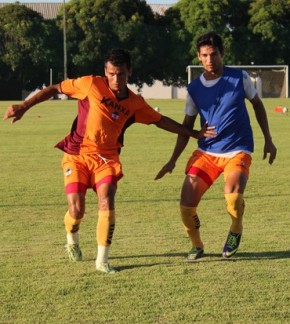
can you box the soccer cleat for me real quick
[222,231,242,258]
[186,247,204,261]
[65,243,83,261]
[96,262,118,274]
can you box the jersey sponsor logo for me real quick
[101,96,130,117]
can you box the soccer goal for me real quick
[186,65,289,98]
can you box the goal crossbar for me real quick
[186,65,289,98]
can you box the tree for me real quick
[0,4,62,99]
[173,0,290,67]
[249,0,290,64]
[56,0,176,88]
[175,0,254,65]
[155,6,192,86]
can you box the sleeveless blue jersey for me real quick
[187,67,254,153]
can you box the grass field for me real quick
[1,98,290,323]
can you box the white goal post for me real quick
[186,65,289,98]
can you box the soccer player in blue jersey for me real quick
[155,32,277,260]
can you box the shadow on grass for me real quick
[106,250,290,269]
[227,250,290,260]
[67,250,290,272]
[109,250,290,260]
[185,251,290,264]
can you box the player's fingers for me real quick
[155,167,172,180]
[155,173,163,180]
[154,170,165,180]
[204,130,216,137]
[269,155,274,164]
[3,112,10,120]
[209,130,217,135]
[269,151,276,165]
[263,152,267,160]
[3,109,16,121]
[269,157,273,165]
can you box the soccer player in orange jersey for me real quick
[3,48,216,273]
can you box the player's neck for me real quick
[203,66,224,80]
[114,88,128,100]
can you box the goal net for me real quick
[186,65,289,98]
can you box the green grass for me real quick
[1,98,290,323]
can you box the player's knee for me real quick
[225,193,244,219]
[68,206,85,219]
[99,195,115,210]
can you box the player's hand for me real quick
[3,104,28,124]
[155,161,176,180]
[197,121,216,139]
[263,141,277,165]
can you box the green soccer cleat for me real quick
[96,262,118,274]
[65,243,83,261]
[222,231,242,259]
[186,247,204,261]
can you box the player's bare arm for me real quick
[3,84,61,124]
[155,115,216,139]
[250,95,277,164]
[155,115,214,180]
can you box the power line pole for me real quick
[63,0,67,80]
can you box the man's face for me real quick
[198,45,223,74]
[104,62,131,94]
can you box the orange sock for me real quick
[180,205,203,249]
[64,211,82,233]
[97,210,115,246]
[225,193,244,233]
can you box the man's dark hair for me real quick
[104,48,131,69]
[196,32,224,54]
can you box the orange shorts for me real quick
[61,153,123,194]
[186,150,252,186]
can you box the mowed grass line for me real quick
[0,98,290,323]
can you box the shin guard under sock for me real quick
[225,193,244,233]
[180,205,203,248]
[97,210,116,246]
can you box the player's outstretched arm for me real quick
[3,84,61,124]
[154,115,216,180]
[154,116,216,139]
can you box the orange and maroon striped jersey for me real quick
[55,75,162,155]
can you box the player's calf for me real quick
[223,193,244,258]
[64,211,83,261]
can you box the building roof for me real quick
[0,2,173,19]
[0,2,63,19]
[148,4,172,15]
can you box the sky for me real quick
[0,0,178,3]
